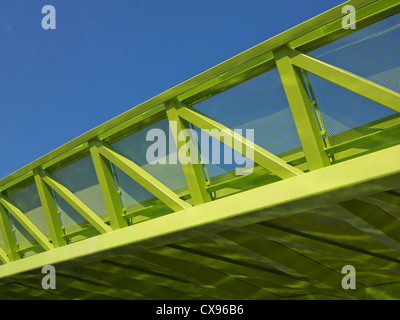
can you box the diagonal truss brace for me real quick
[95,140,192,212]
[90,143,128,230]
[34,171,67,248]
[176,103,303,179]
[165,100,212,206]
[0,193,53,251]
[288,47,400,113]
[39,169,112,234]
[0,204,20,262]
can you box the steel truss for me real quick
[0,0,399,299]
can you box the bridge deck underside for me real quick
[0,143,399,300]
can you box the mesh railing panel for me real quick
[7,183,49,249]
[112,119,188,208]
[308,12,400,145]
[52,156,108,230]
[192,68,302,177]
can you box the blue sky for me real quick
[0,0,345,179]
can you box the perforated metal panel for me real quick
[8,183,49,250]
[52,156,108,230]
[308,12,400,145]
[112,119,188,208]
[192,68,302,177]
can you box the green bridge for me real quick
[0,0,400,300]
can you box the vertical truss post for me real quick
[0,193,54,251]
[274,46,331,171]
[34,171,67,247]
[90,142,128,230]
[165,100,212,206]
[302,70,330,148]
[0,204,20,261]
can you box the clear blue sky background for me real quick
[0,0,345,179]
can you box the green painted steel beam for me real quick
[177,104,304,179]
[96,141,192,211]
[0,144,399,280]
[274,46,331,171]
[34,172,67,248]
[290,49,400,113]
[0,0,399,299]
[325,125,400,155]
[177,51,275,103]
[289,0,400,52]
[0,193,53,251]
[97,104,166,142]
[42,143,89,171]
[0,204,19,262]
[90,143,128,230]
[40,170,112,234]
[165,100,212,206]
